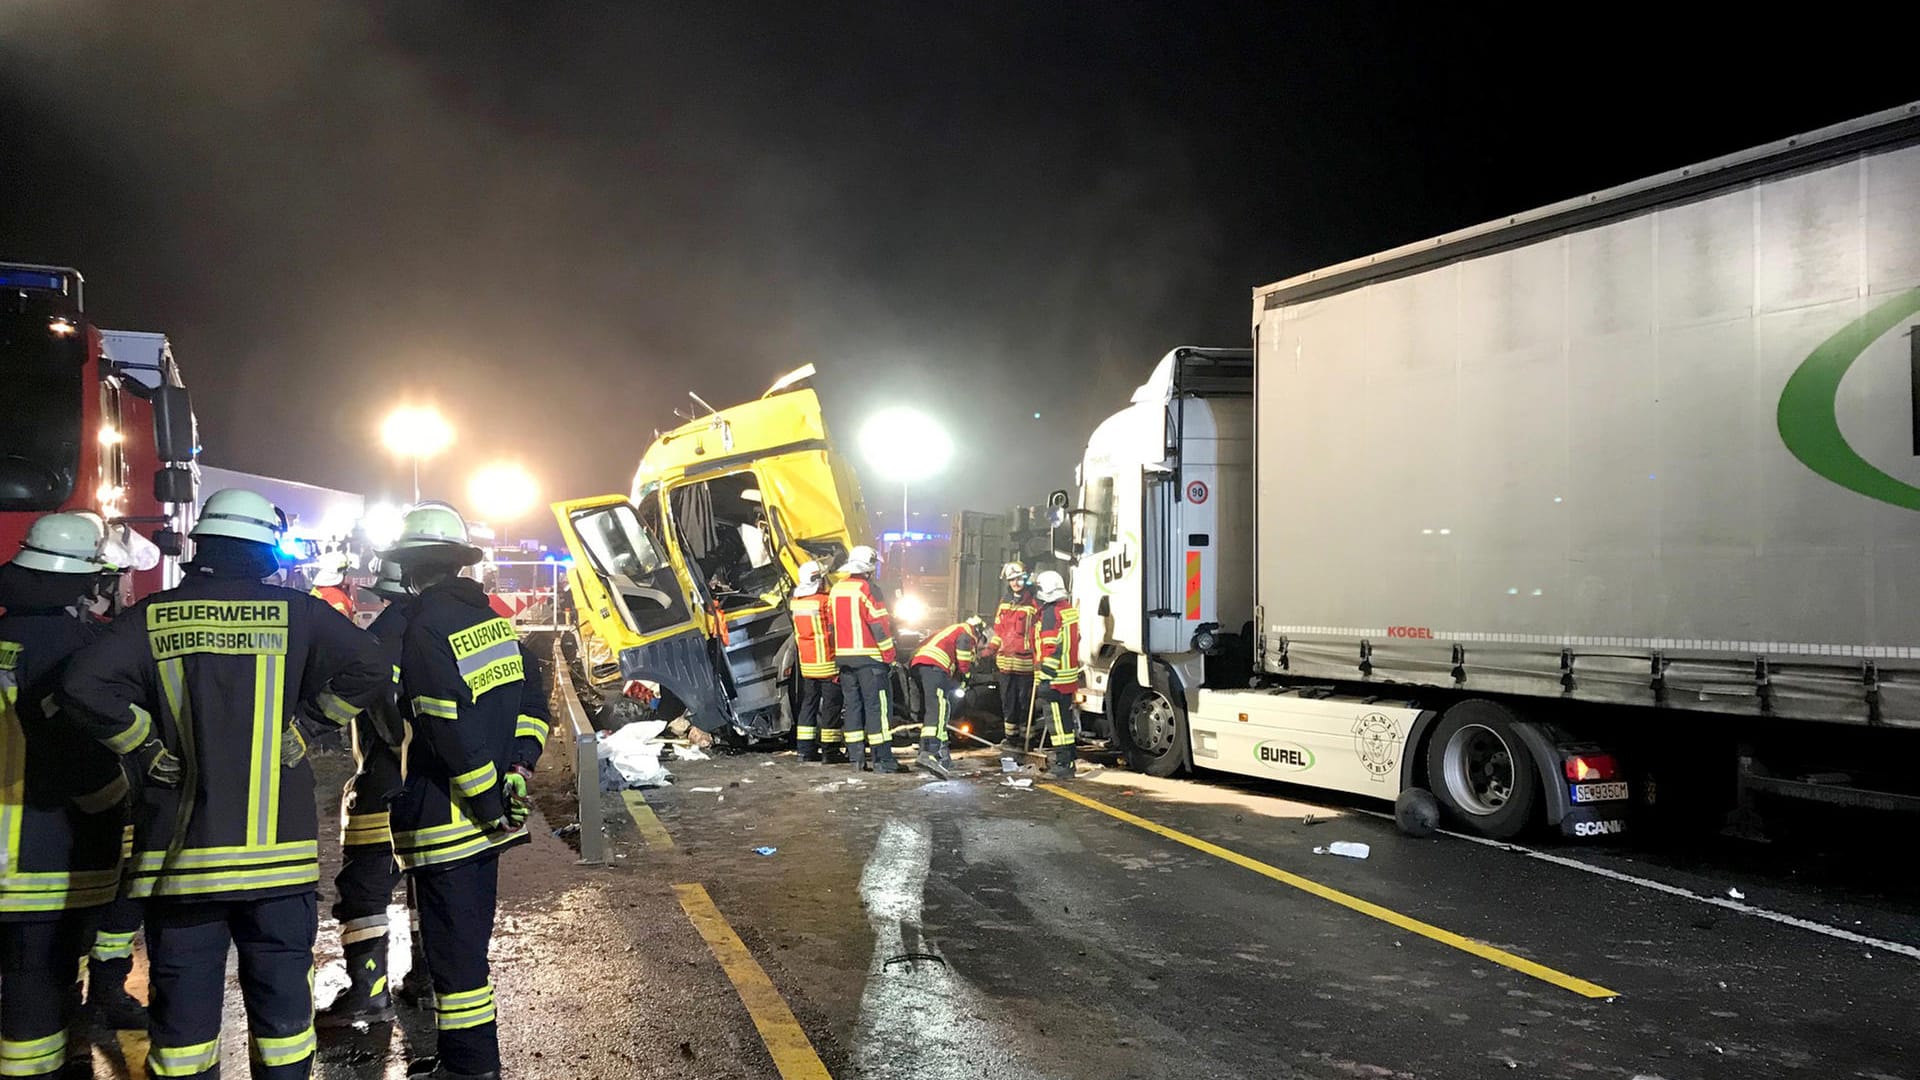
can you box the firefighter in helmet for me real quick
[788,559,843,764]
[0,513,129,1078]
[990,561,1038,746]
[909,615,986,777]
[1030,569,1082,780]
[60,489,388,1080]
[828,545,900,772]
[382,504,550,1079]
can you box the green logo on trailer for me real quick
[1255,741,1314,771]
[1777,287,1920,510]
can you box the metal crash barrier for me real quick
[549,637,606,865]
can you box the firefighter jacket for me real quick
[60,574,386,901]
[829,576,894,666]
[992,591,1038,673]
[791,591,836,679]
[1034,600,1082,695]
[0,608,125,918]
[911,622,978,677]
[312,585,354,619]
[392,578,550,872]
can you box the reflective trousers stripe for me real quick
[436,982,496,1030]
[250,1025,316,1067]
[0,1030,67,1077]
[92,930,137,961]
[1048,700,1076,747]
[149,1038,220,1077]
[340,913,388,945]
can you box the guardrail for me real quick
[549,637,606,865]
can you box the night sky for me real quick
[1,3,1912,527]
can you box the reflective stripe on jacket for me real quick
[829,577,894,664]
[61,575,386,901]
[1034,601,1082,694]
[791,592,836,679]
[911,623,977,677]
[992,594,1037,672]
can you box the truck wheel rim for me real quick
[1130,692,1177,756]
[1441,723,1514,816]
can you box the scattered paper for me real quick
[1002,777,1034,790]
[1317,841,1370,859]
[1727,887,1746,901]
[753,846,777,856]
[597,720,672,788]
[689,786,722,793]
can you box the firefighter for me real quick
[309,553,355,619]
[828,545,900,773]
[59,488,387,1080]
[990,562,1038,747]
[1031,570,1082,779]
[909,615,985,777]
[788,560,843,764]
[316,559,415,1028]
[382,505,550,1080]
[0,513,129,1079]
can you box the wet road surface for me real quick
[76,741,1920,1078]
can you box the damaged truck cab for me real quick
[553,366,872,738]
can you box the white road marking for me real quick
[1351,808,1920,961]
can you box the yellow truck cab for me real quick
[553,366,873,738]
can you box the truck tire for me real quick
[1424,700,1540,840]
[1117,683,1187,778]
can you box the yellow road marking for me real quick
[622,790,675,849]
[1041,783,1619,1000]
[674,883,833,1080]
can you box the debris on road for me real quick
[1001,756,1021,772]
[672,743,712,761]
[1728,887,1747,901]
[1393,789,1441,838]
[753,846,778,856]
[1003,777,1035,790]
[1314,841,1371,859]
[598,719,673,789]
[689,786,723,793]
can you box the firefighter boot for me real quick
[318,937,396,1027]
[398,933,433,1007]
[796,736,820,763]
[846,742,867,771]
[822,743,849,765]
[1046,745,1076,780]
[872,742,904,774]
[86,955,148,1030]
[917,737,952,779]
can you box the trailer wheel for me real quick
[1118,684,1186,778]
[1424,701,1540,840]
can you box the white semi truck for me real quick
[1069,102,1920,839]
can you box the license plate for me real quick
[1570,781,1629,803]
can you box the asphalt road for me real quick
[70,741,1920,1079]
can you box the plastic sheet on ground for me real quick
[597,719,673,789]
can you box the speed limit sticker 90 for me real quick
[1186,480,1209,504]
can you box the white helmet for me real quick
[793,559,826,598]
[191,489,286,548]
[309,550,351,588]
[839,544,880,576]
[10,512,110,575]
[1032,569,1067,603]
[999,561,1026,582]
[382,504,483,566]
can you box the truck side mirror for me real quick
[153,386,197,463]
[154,465,195,505]
[151,528,184,558]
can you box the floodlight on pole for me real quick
[468,463,540,526]
[858,406,951,535]
[381,406,454,502]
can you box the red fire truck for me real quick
[0,263,199,602]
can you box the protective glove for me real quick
[280,725,307,768]
[135,739,183,788]
[503,765,534,829]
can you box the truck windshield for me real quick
[0,313,85,512]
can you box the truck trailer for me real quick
[1071,102,1920,839]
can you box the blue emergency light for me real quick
[0,268,70,292]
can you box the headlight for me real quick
[895,593,929,627]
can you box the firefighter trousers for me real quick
[914,666,957,740]
[794,676,843,758]
[0,911,94,1077]
[837,663,895,763]
[145,891,318,1080]
[412,852,502,1075]
[333,841,403,998]
[1038,686,1079,749]
[998,670,1033,742]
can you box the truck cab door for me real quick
[551,494,736,733]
